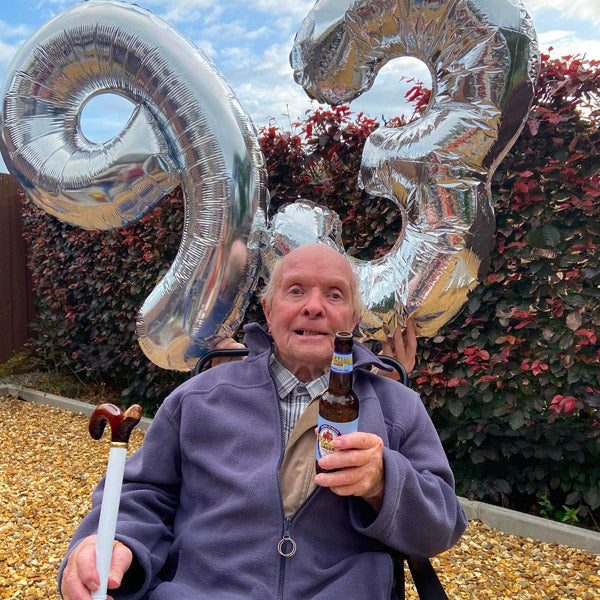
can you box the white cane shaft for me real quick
[91,445,127,600]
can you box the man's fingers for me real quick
[317,465,383,499]
[398,319,417,354]
[74,538,100,592]
[331,432,383,451]
[394,320,417,373]
[214,337,245,350]
[107,541,133,589]
[319,448,369,470]
[61,568,94,600]
[62,536,133,599]
[61,536,99,600]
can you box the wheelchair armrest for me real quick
[193,348,250,376]
[377,355,409,386]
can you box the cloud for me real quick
[538,30,600,60]
[0,20,31,38]
[194,38,218,59]
[220,45,261,71]
[34,0,71,11]
[225,48,427,128]
[0,19,32,71]
[141,0,221,24]
[199,20,272,44]
[0,40,23,73]
[246,0,316,19]
[235,79,310,125]
[527,0,600,27]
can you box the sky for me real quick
[0,0,599,174]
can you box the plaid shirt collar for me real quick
[269,354,329,400]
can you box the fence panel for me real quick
[0,173,35,363]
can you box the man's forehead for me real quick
[277,257,352,288]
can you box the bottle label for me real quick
[316,415,359,461]
[330,351,353,374]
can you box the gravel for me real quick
[1,395,598,599]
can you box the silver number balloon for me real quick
[0,1,268,370]
[289,0,540,339]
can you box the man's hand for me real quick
[378,319,417,378]
[315,432,385,512]
[61,535,132,600]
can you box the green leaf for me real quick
[448,399,464,417]
[509,410,525,430]
[584,488,600,510]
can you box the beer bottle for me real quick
[316,331,359,473]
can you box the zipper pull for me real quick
[277,518,296,557]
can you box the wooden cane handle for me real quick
[89,403,142,444]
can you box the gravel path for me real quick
[1,396,598,599]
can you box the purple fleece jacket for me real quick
[59,323,466,599]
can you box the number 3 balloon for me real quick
[287,0,540,339]
[0,1,268,370]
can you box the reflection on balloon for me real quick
[262,200,345,280]
[0,1,268,370]
[290,0,540,339]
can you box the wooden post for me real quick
[0,173,35,363]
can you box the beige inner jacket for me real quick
[280,399,320,518]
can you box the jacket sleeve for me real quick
[58,393,184,600]
[349,385,467,557]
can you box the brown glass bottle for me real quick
[316,331,359,473]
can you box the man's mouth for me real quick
[295,330,327,336]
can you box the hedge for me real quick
[19,53,600,527]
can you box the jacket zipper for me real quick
[277,517,296,600]
[275,375,289,600]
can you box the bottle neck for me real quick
[328,350,353,394]
[328,369,353,394]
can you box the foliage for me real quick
[259,105,402,259]
[414,54,600,526]
[0,350,42,377]
[20,54,600,527]
[538,494,580,525]
[20,194,188,415]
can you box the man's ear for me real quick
[261,298,271,328]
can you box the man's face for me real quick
[262,245,358,382]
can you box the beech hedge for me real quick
[21,195,189,410]
[20,53,599,526]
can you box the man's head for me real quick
[261,244,363,382]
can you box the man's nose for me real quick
[302,288,325,317]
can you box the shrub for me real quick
[20,194,188,415]
[415,54,600,525]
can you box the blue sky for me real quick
[0,0,599,173]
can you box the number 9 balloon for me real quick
[0,1,268,370]
[285,0,540,339]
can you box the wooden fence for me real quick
[0,173,35,363]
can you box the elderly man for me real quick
[60,243,466,600]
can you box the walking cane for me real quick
[88,403,142,600]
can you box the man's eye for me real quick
[289,288,303,295]
[329,292,342,300]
